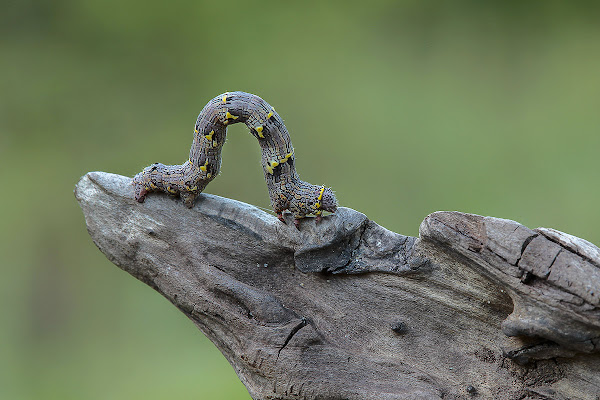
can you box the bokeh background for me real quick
[2,1,599,399]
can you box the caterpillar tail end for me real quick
[133,173,148,203]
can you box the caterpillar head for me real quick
[313,185,338,215]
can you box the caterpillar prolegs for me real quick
[133,91,338,228]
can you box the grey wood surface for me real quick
[75,172,600,400]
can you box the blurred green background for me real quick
[1,1,599,399]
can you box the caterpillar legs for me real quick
[179,192,198,208]
[277,212,286,223]
[277,211,323,230]
[134,185,148,204]
[132,167,204,209]
[134,181,198,208]
[277,211,303,230]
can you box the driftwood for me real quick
[75,171,600,400]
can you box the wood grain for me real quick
[75,172,600,400]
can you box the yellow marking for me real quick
[314,202,321,209]
[167,186,177,194]
[206,130,214,140]
[271,161,279,168]
[255,125,264,138]
[226,111,238,120]
[212,140,218,147]
[194,128,199,133]
[279,151,294,163]
[200,159,209,172]
[149,182,157,189]
[315,210,322,216]
[190,186,198,191]
[267,110,274,119]
[222,93,228,103]
[206,173,212,179]
[265,165,274,174]
[318,185,325,201]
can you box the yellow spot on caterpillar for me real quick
[212,140,218,147]
[149,182,157,189]
[226,111,238,120]
[194,129,199,133]
[190,186,198,191]
[315,210,322,216]
[314,202,321,209]
[265,165,274,174]
[206,130,214,140]
[222,93,228,103]
[255,125,264,138]
[267,110,274,119]
[200,159,209,172]
[279,151,294,163]
[206,173,212,179]
[318,185,325,201]
[271,161,279,168]
[167,186,177,194]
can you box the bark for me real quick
[75,172,600,400]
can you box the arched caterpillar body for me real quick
[133,91,337,227]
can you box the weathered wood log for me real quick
[75,171,600,400]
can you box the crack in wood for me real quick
[276,317,307,361]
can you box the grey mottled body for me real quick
[133,92,337,225]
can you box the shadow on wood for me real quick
[75,172,600,400]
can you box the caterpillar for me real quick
[133,91,338,228]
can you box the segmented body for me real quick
[133,92,337,222]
